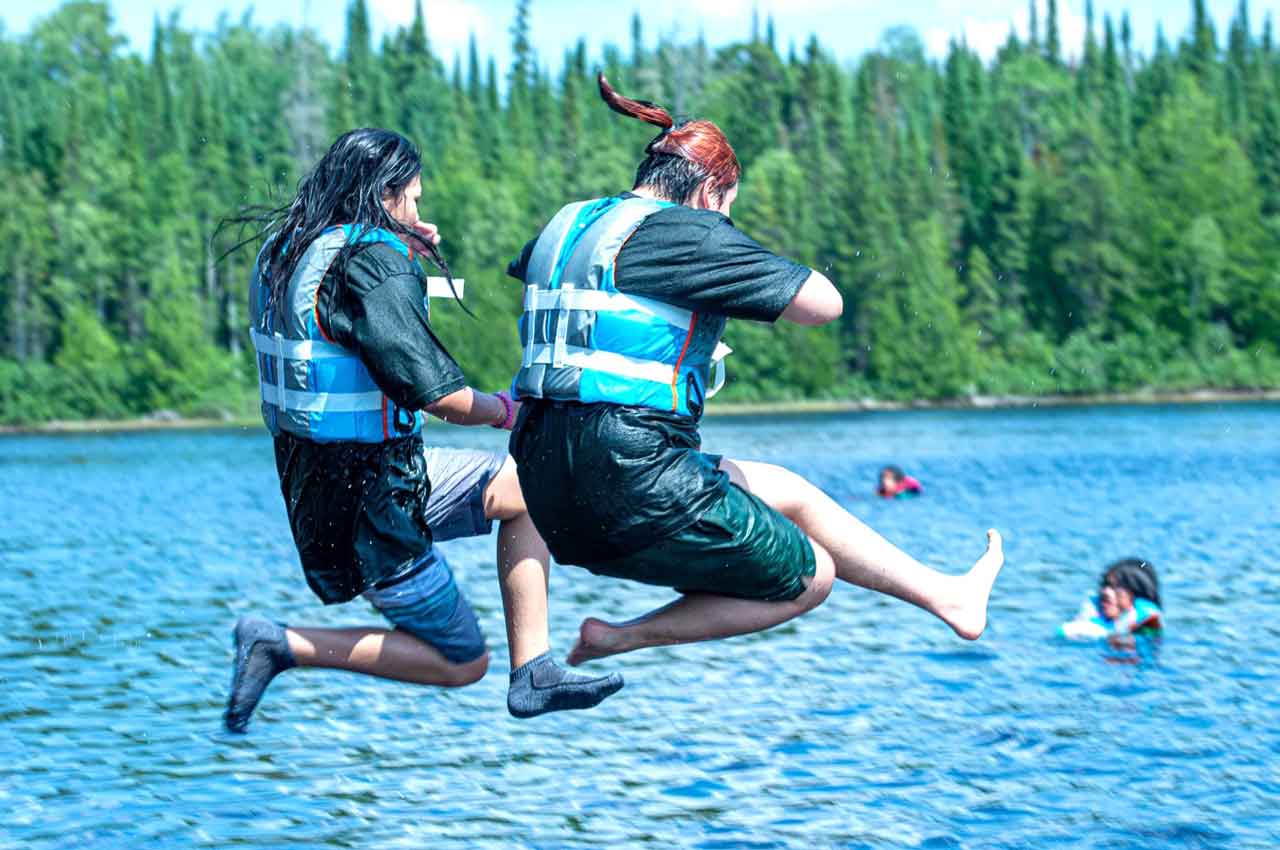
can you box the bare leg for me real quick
[567,541,835,665]
[485,458,552,670]
[721,459,1004,640]
[286,626,488,686]
[484,456,624,716]
[224,615,486,733]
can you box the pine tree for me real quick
[1040,116,1138,335]
[1046,0,1061,65]
[1189,0,1218,79]
[1135,78,1270,340]
[1121,13,1134,79]
[1079,0,1100,99]
[509,0,534,105]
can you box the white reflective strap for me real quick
[524,288,562,311]
[524,343,678,385]
[524,287,694,330]
[249,329,351,361]
[259,381,385,413]
[552,284,573,368]
[426,277,464,299]
[522,286,538,369]
[272,334,286,408]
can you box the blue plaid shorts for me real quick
[359,448,504,664]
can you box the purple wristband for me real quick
[491,391,515,430]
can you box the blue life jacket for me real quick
[512,196,732,417]
[1059,594,1163,640]
[249,225,460,444]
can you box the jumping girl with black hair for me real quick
[500,77,1006,672]
[221,128,621,731]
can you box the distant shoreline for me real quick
[3,388,1278,437]
[702,388,1280,416]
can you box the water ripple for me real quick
[2,405,1278,848]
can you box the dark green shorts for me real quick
[581,483,817,602]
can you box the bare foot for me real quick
[566,618,630,666]
[942,529,1005,640]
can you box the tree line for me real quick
[1,0,1278,425]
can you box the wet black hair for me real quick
[1101,558,1161,607]
[633,151,713,205]
[880,465,905,482]
[220,128,456,317]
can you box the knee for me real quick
[442,651,489,687]
[483,458,527,521]
[800,545,835,610]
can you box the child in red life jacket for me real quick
[878,465,923,499]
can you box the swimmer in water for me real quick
[1059,558,1163,642]
[878,465,923,499]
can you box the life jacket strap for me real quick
[256,381,386,413]
[523,343,688,385]
[521,283,733,397]
[249,329,385,413]
[523,285,697,330]
[250,329,350,361]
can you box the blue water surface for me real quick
[1,403,1278,849]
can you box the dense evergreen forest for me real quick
[1,0,1278,424]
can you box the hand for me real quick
[406,221,441,253]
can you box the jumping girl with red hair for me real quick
[500,76,1006,675]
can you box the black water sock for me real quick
[223,615,296,733]
[507,652,624,719]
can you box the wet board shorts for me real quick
[360,447,505,664]
[580,482,817,603]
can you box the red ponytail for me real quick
[598,73,673,130]
[597,73,741,192]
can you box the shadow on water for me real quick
[2,403,1278,848]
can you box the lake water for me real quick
[2,404,1278,849]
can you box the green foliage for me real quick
[132,242,245,415]
[0,0,1277,426]
[0,360,63,424]
[52,304,129,418]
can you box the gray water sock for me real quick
[507,652,624,719]
[223,615,296,733]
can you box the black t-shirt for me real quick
[319,242,466,411]
[508,196,807,321]
[507,195,810,564]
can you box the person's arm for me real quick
[615,212,835,325]
[342,269,466,410]
[780,270,843,326]
[335,249,518,429]
[427,388,518,429]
